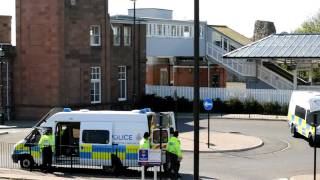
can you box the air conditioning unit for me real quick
[70,0,76,6]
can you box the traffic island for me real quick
[0,131,8,135]
[180,130,263,153]
[290,174,320,180]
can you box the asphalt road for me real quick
[0,117,320,180]
[178,116,320,180]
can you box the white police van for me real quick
[12,108,176,171]
[288,91,320,146]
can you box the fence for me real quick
[146,85,293,105]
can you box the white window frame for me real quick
[90,67,101,104]
[113,26,121,46]
[183,26,191,38]
[90,25,101,46]
[124,26,131,46]
[118,66,127,101]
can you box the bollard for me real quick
[154,166,158,180]
[141,166,145,180]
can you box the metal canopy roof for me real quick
[223,33,320,59]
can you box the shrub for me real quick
[225,98,243,114]
[139,94,288,115]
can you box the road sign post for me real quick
[203,98,213,148]
[138,149,162,180]
[313,113,318,180]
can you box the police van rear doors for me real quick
[79,122,113,166]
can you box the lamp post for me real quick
[194,0,200,179]
[0,47,5,124]
[130,0,137,107]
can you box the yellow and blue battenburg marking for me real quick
[289,113,315,137]
[80,144,139,161]
[14,143,41,159]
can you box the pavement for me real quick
[177,113,287,121]
[290,174,320,180]
[180,130,263,153]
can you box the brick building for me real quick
[0,15,14,122]
[14,0,146,120]
[110,16,146,106]
[0,16,11,44]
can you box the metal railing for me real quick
[206,42,298,90]
[0,142,20,169]
[257,64,294,89]
[206,42,256,77]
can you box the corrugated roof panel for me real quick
[291,35,311,57]
[299,35,317,57]
[224,34,320,59]
[311,35,320,57]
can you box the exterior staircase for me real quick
[206,42,295,89]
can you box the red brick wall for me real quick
[147,64,227,87]
[14,0,109,120]
[0,16,11,43]
[146,64,170,85]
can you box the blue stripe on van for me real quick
[299,118,302,126]
[126,153,138,160]
[80,152,92,159]
[92,145,114,153]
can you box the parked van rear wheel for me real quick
[309,134,315,147]
[291,125,299,138]
[103,155,123,174]
[19,155,34,169]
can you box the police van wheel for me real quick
[20,156,34,169]
[291,125,299,138]
[309,135,315,147]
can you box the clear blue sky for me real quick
[1,0,320,45]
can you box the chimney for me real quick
[253,20,276,41]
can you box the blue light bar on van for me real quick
[63,108,72,112]
[139,108,152,114]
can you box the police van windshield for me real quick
[35,107,64,127]
[153,130,168,144]
[148,113,172,131]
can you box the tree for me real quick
[295,10,320,33]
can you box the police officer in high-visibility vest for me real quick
[139,132,151,149]
[166,130,182,178]
[38,128,54,171]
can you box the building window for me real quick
[160,68,169,85]
[90,25,101,46]
[200,26,204,38]
[156,24,163,36]
[171,25,177,37]
[183,26,191,37]
[118,66,127,101]
[90,67,101,104]
[213,32,222,47]
[148,24,152,36]
[223,37,228,51]
[212,75,220,87]
[113,26,121,46]
[124,26,131,46]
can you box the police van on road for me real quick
[288,91,320,146]
[11,108,176,171]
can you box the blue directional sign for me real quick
[138,149,149,162]
[203,98,213,111]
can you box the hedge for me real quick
[139,94,288,115]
